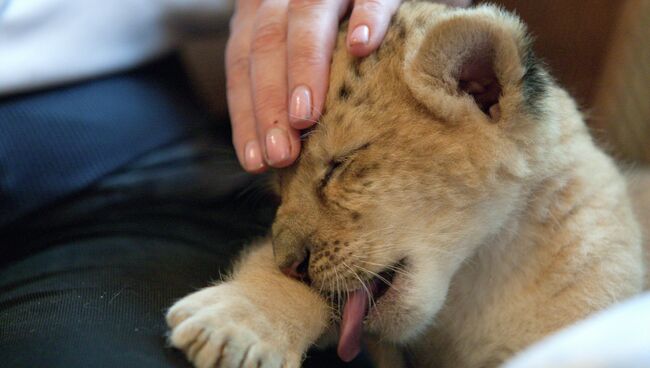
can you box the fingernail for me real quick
[265,127,291,165]
[349,25,370,46]
[290,85,312,124]
[244,140,265,171]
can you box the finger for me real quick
[226,0,267,173]
[250,0,300,168]
[346,0,402,57]
[286,0,349,129]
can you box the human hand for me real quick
[226,0,471,173]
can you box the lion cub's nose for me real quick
[281,250,310,283]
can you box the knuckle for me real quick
[357,0,385,14]
[251,21,287,55]
[288,0,328,13]
[289,42,328,70]
[254,92,286,120]
[225,51,249,77]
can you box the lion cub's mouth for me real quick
[367,266,397,302]
[337,259,404,363]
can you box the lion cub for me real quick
[166,3,645,367]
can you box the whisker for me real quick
[333,266,343,315]
[354,263,399,292]
[342,261,376,311]
[348,256,411,278]
[288,113,321,124]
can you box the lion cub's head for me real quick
[271,2,571,348]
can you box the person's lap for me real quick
[0,131,271,366]
[0,57,371,367]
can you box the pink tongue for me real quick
[337,289,369,362]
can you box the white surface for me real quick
[503,292,650,368]
[0,0,232,95]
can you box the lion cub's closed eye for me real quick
[167,3,646,368]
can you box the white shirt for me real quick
[504,292,650,368]
[0,0,232,96]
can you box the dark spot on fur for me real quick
[334,247,341,253]
[324,250,330,257]
[521,46,550,116]
[397,24,407,39]
[328,254,335,261]
[334,240,340,245]
[351,212,361,221]
[316,186,326,203]
[362,181,373,187]
[339,83,351,101]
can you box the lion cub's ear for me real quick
[403,6,549,124]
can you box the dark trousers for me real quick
[0,58,371,367]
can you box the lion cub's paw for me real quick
[167,286,301,368]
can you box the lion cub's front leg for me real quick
[167,240,331,368]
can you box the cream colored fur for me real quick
[166,3,646,367]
